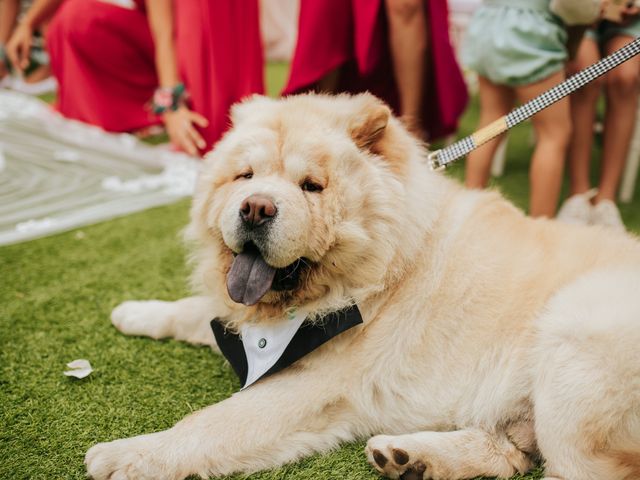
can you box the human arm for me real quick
[0,0,20,44]
[0,0,20,77]
[620,3,640,24]
[145,0,208,156]
[5,0,63,72]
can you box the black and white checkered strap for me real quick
[428,36,640,170]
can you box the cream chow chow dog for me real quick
[86,93,640,480]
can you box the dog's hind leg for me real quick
[111,296,227,350]
[365,423,535,479]
[533,269,640,480]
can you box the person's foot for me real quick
[10,76,57,95]
[0,74,11,89]
[24,65,52,84]
[592,199,626,232]
[557,189,597,225]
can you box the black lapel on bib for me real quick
[210,305,363,387]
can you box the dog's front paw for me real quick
[85,435,176,480]
[111,300,175,339]
[366,435,428,480]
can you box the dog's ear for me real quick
[348,94,391,150]
[230,94,276,125]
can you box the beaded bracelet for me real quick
[151,83,188,115]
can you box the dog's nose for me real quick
[239,195,277,227]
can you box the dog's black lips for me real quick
[272,257,307,291]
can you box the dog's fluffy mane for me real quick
[183,93,449,330]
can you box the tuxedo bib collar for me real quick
[210,305,363,389]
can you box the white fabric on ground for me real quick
[0,91,199,246]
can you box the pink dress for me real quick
[283,0,468,140]
[46,0,264,150]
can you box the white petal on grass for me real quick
[63,359,93,379]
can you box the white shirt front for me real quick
[240,310,307,388]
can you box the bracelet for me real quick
[150,83,188,115]
[0,44,7,64]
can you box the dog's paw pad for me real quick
[366,436,429,479]
[392,448,409,465]
[399,461,426,480]
[372,449,388,468]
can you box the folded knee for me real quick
[538,123,572,150]
[574,76,604,100]
[607,68,640,98]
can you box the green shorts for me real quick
[586,18,640,45]
[461,0,567,87]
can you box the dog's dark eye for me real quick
[235,171,253,181]
[301,180,323,193]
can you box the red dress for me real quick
[283,0,468,140]
[47,0,159,132]
[174,0,264,151]
[46,0,264,150]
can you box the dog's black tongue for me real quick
[226,248,277,306]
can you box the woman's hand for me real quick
[163,106,209,156]
[6,22,33,72]
[621,3,640,24]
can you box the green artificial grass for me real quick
[2,64,639,480]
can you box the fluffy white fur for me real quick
[87,93,640,480]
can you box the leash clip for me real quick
[427,150,445,172]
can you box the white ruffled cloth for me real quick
[0,91,200,246]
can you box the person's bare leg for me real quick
[516,70,571,218]
[385,0,428,136]
[567,38,602,196]
[465,76,515,189]
[596,35,640,202]
[316,66,340,93]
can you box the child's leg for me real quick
[465,76,515,189]
[567,38,602,196]
[316,67,340,93]
[385,0,428,137]
[597,35,640,202]
[515,70,572,218]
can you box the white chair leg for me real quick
[620,146,640,203]
[619,103,640,203]
[491,135,508,177]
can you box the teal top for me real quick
[461,0,567,87]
